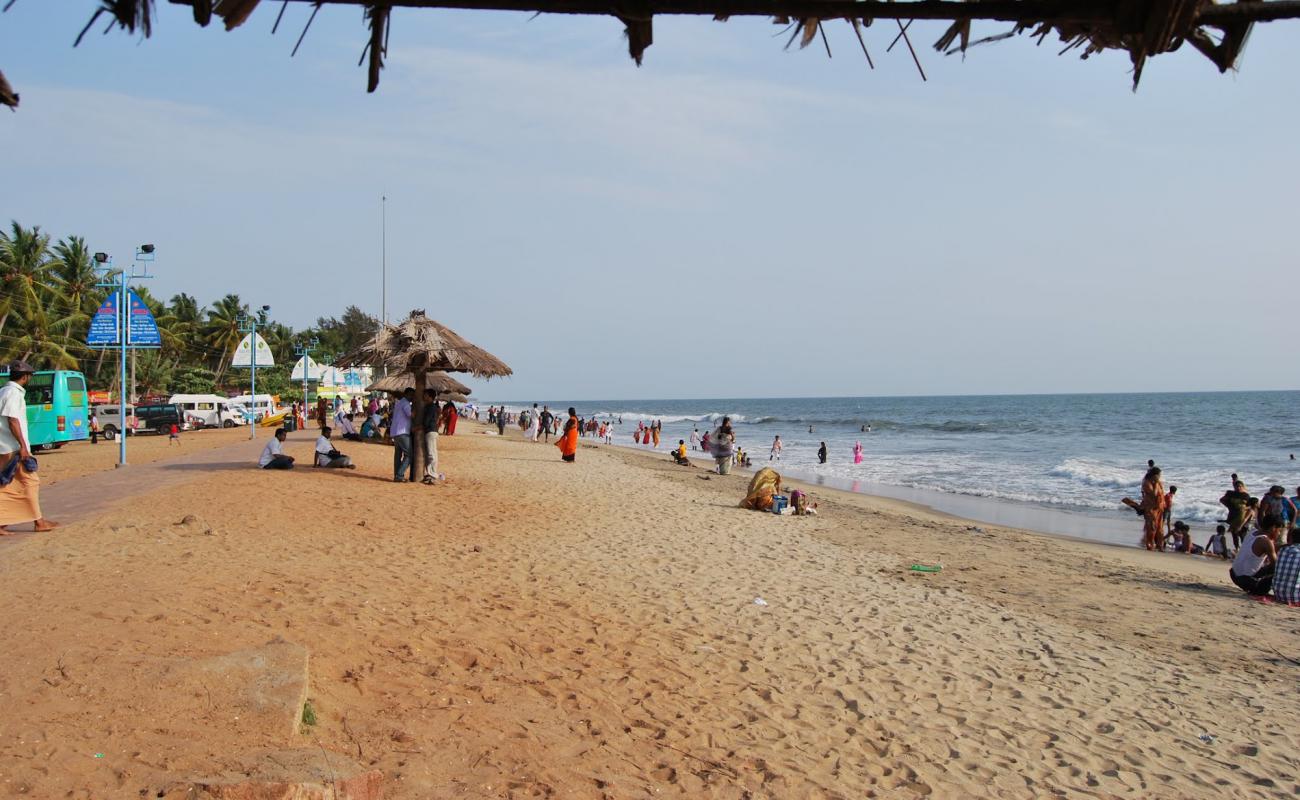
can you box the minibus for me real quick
[0,369,89,449]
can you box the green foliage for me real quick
[301,700,317,728]
[170,366,217,394]
[245,364,297,400]
[2,220,386,402]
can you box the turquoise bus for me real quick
[0,369,90,450]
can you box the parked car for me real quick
[169,394,249,428]
[133,403,185,435]
[93,403,186,439]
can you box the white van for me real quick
[228,394,278,422]
[169,394,249,428]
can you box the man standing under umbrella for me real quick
[421,389,441,485]
[391,388,414,482]
[0,360,58,533]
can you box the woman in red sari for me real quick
[442,402,458,436]
[557,407,579,463]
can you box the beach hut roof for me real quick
[366,371,472,396]
[3,0,1295,110]
[339,310,512,379]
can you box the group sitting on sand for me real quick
[1123,463,1300,605]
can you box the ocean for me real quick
[488,392,1300,548]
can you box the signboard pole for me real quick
[91,246,158,468]
[117,270,128,467]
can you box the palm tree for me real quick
[49,235,104,370]
[7,294,85,369]
[204,293,248,384]
[160,293,206,370]
[0,221,54,343]
[51,236,101,318]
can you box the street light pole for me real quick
[294,337,320,428]
[239,305,270,440]
[94,244,155,468]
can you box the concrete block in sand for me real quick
[160,748,383,799]
[159,638,310,742]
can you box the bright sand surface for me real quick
[1,422,1297,798]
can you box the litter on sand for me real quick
[909,564,943,573]
[1198,733,1216,745]
[753,597,769,606]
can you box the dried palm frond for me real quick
[339,310,512,379]
[366,371,472,395]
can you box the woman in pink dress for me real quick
[853,441,863,464]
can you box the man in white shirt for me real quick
[315,427,354,469]
[258,428,295,470]
[0,360,57,533]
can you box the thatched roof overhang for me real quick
[367,371,473,395]
[2,0,1296,110]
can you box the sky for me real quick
[2,4,1297,400]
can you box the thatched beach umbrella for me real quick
[340,310,510,482]
[366,371,471,397]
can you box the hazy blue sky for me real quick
[3,4,1296,399]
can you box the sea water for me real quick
[494,393,1300,548]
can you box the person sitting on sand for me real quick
[740,467,782,511]
[1230,518,1281,596]
[1165,521,1200,554]
[334,408,361,441]
[259,428,295,470]
[314,427,355,469]
[671,440,690,466]
[1205,525,1233,559]
[1271,542,1300,605]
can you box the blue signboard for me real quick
[87,293,119,346]
[86,290,161,349]
[126,290,161,348]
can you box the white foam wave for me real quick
[1048,459,1145,490]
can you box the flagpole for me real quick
[381,194,387,325]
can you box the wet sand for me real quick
[0,422,1296,798]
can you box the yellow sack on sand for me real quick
[740,467,781,511]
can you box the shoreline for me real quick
[587,431,1232,582]
[587,433,1173,551]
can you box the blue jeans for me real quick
[392,434,412,480]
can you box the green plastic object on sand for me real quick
[909,564,942,573]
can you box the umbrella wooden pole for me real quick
[411,368,427,483]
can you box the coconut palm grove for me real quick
[0,220,378,398]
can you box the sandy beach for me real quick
[1,422,1297,798]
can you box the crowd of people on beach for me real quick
[1123,461,1300,605]
[259,389,474,485]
